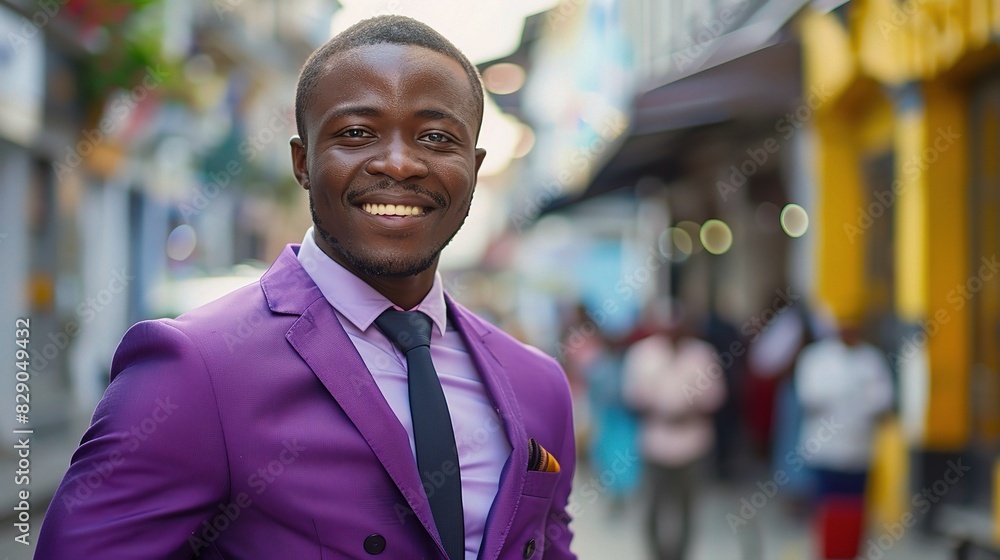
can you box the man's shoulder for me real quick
[451,301,559,369]
[449,301,570,410]
[113,282,269,359]
[164,246,321,336]
[169,280,273,334]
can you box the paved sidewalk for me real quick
[569,466,956,560]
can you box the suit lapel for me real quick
[265,246,447,558]
[447,297,528,560]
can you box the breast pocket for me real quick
[522,469,561,500]
[510,470,564,558]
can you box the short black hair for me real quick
[294,15,484,142]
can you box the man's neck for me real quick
[361,274,435,311]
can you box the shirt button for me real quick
[364,533,386,554]
[523,538,536,558]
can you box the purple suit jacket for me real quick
[36,245,576,559]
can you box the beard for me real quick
[308,193,468,278]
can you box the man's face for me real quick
[292,43,485,279]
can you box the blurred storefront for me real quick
[802,0,1000,546]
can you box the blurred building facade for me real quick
[0,0,330,442]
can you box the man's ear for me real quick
[474,147,487,176]
[290,136,309,189]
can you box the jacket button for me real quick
[363,533,386,555]
[523,538,536,558]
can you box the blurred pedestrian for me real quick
[584,329,641,511]
[623,302,724,560]
[701,309,744,481]
[796,322,893,560]
[743,297,801,459]
[561,303,641,510]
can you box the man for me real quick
[37,16,576,560]
[622,302,723,560]
[795,323,893,559]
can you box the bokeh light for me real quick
[676,221,703,253]
[166,224,197,261]
[483,62,527,95]
[513,124,536,159]
[700,219,733,255]
[780,203,809,237]
[658,227,694,261]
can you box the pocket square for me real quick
[527,437,560,473]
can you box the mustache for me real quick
[345,179,447,207]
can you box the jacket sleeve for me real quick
[36,320,229,560]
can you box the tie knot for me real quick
[375,309,432,353]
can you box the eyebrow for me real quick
[320,105,383,124]
[415,108,467,129]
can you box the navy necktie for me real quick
[375,309,464,560]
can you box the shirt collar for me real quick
[297,227,448,336]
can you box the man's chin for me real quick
[343,250,439,279]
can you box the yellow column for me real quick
[815,111,868,321]
[894,80,970,450]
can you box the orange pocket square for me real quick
[527,437,560,473]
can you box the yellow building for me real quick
[803,0,1000,543]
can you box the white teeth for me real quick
[362,203,426,216]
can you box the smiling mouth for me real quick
[361,203,427,216]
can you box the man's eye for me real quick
[342,129,370,138]
[424,133,450,143]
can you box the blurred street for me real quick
[567,465,955,560]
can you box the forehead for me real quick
[307,43,479,131]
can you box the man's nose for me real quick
[366,136,429,181]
